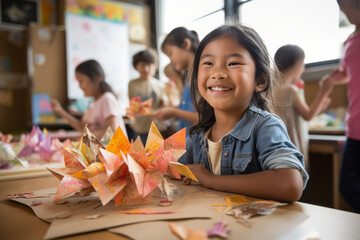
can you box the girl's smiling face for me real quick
[198,36,260,114]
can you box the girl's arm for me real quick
[51,99,83,131]
[187,164,303,202]
[151,107,198,124]
[293,75,334,121]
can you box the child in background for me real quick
[336,0,360,213]
[164,63,183,107]
[274,44,335,170]
[51,59,127,139]
[179,24,308,202]
[151,27,199,134]
[128,49,167,144]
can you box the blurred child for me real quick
[51,59,127,139]
[164,63,183,107]
[179,24,308,202]
[128,49,167,144]
[151,27,199,134]
[336,0,360,213]
[274,44,335,169]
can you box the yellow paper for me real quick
[169,162,198,182]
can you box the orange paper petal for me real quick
[106,127,131,156]
[72,162,105,179]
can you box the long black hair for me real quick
[190,24,277,135]
[161,27,199,54]
[75,59,117,97]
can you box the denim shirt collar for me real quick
[198,104,268,143]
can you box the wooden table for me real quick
[309,134,346,209]
[0,176,359,240]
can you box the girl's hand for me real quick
[319,74,335,95]
[319,96,331,112]
[51,99,64,114]
[151,107,175,120]
[182,177,192,185]
[187,164,214,188]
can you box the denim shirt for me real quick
[179,105,309,187]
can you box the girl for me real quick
[151,27,199,134]
[336,0,360,213]
[51,59,127,139]
[274,44,335,170]
[179,24,309,202]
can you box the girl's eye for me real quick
[228,62,240,66]
[202,61,213,66]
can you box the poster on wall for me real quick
[65,12,130,110]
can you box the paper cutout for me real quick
[126,97,153,120]
[207,222,230,238]
[169,222,208,240]
[226,200,287,220]
[48,122,188,206]
[169,162,198,182]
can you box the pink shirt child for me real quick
[82,92,127,139]
[341,33,360,140]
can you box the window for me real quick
[156,0,224,81]
[240,0,355,64]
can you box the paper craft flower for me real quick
[126,97,153,120]
[47,122,186,206]
[17,126,58,160]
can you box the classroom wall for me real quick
[0,29,32,133]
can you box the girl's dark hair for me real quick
[161,27,199,54]
[190,24,276,135]
[75,59,117,97]
[274,44,305,73]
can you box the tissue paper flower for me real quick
[48,122,187,206]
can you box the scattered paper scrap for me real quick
[226,200,287,219]
[169,222,208,240]
[207,222,230,239]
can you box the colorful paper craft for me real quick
[126,97,153,120]
[47,122,188,207]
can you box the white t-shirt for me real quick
[82,92,127,139]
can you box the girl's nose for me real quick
[211,72,228,80]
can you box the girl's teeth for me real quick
[210,87,230,91]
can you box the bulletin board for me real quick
[65,13,130,106]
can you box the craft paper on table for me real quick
[7,180,213,240]
[126,97,153,120]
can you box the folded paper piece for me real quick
[126,97,153,120]
[47,122,190,206]
[169,162,198,182]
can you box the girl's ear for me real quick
[183,38,192,51]
[255,75,268,93]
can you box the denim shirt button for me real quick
[200,139,204,145]
[224,152,229,157]
[223,137,228,142]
